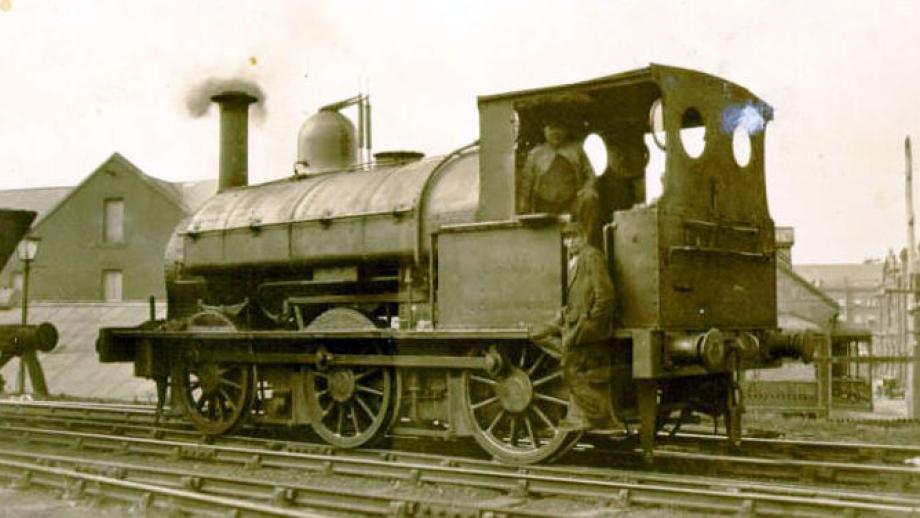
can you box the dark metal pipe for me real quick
[357,95,366,164]
[211,92,257,192]
[665,328,726,371]
[364,95,372,160]
[0,322,58,354]
[763,330,816,363]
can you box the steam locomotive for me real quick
[98,64,810,464]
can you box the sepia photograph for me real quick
[0,1,918,515]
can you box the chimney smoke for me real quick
[211,92,256,192]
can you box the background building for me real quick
[795,259,910,386]
[795,262,883,328]
[746,228,878,416]
[0,152,215,399]
[775,227,840,332]
[1,153,214,302]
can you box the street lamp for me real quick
[16,235,39,394]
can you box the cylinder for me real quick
[0,322,58,354]
[211,92,257,192]
[666,328,726,371]
[763,330,816,363]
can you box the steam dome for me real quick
[297,109,358,171]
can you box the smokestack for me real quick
[211,91,257,192]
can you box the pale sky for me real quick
[0,0,917,263]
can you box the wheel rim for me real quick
[464,344,581,464]
[305,347,393,448]
[172,362,256,436]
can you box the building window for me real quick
[12,272,22,292]
[103,198,125,243]
[102,270,123,301]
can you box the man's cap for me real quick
[562,220,583,236]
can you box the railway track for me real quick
[8,400,920,464]
[3,400,920,492]
[1,401,919,516]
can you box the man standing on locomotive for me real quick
[531,220,623,432]
[518,119,601,245]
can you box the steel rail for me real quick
[7,399,920,463]
[1,423,918,516]
[3,400,920,492]
[0,448,559,517]
[0,455,326,517]
[655,431,920,464]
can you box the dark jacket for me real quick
[561,244,615,347]
[518,142,595,214]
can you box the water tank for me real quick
[297,109,358,171]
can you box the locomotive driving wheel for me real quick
[302,308,395,449]
[463,344,581,464]
[304,344,394,449]
[171,361,257,436]
[171,311,257,436]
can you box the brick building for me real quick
[0,152,215,398]
[1,153,214,302]
[794,262,884,329]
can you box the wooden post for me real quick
[909,136,920,418]
[912,272,920,418]
[17,258,29,394]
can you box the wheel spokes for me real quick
[219,378,243,390]
[357,384,383,397]
[534,392,568,406]
[470,375,496,386]
[471,395,499,411]
[354,368,381,381]
[464,345,579,462]
[523,414,538,446]
[532,371,562,388]
[175,362,254,436]
[531,405,557,434]
[354,394,375,420]
[527,352,547,376]
[308,359,392,447]
[486,410,505,433]
[349,405,361,434]
[218,389,236,411]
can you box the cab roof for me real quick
[477,63,773,122]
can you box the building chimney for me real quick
[211,91,257,192]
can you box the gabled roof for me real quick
[172,179,218,213]
[0,153,218,231]
[794,263,884,290]
[0,186,72,222]
[779,262,841,310]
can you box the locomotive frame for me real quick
[98,64,809,464]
